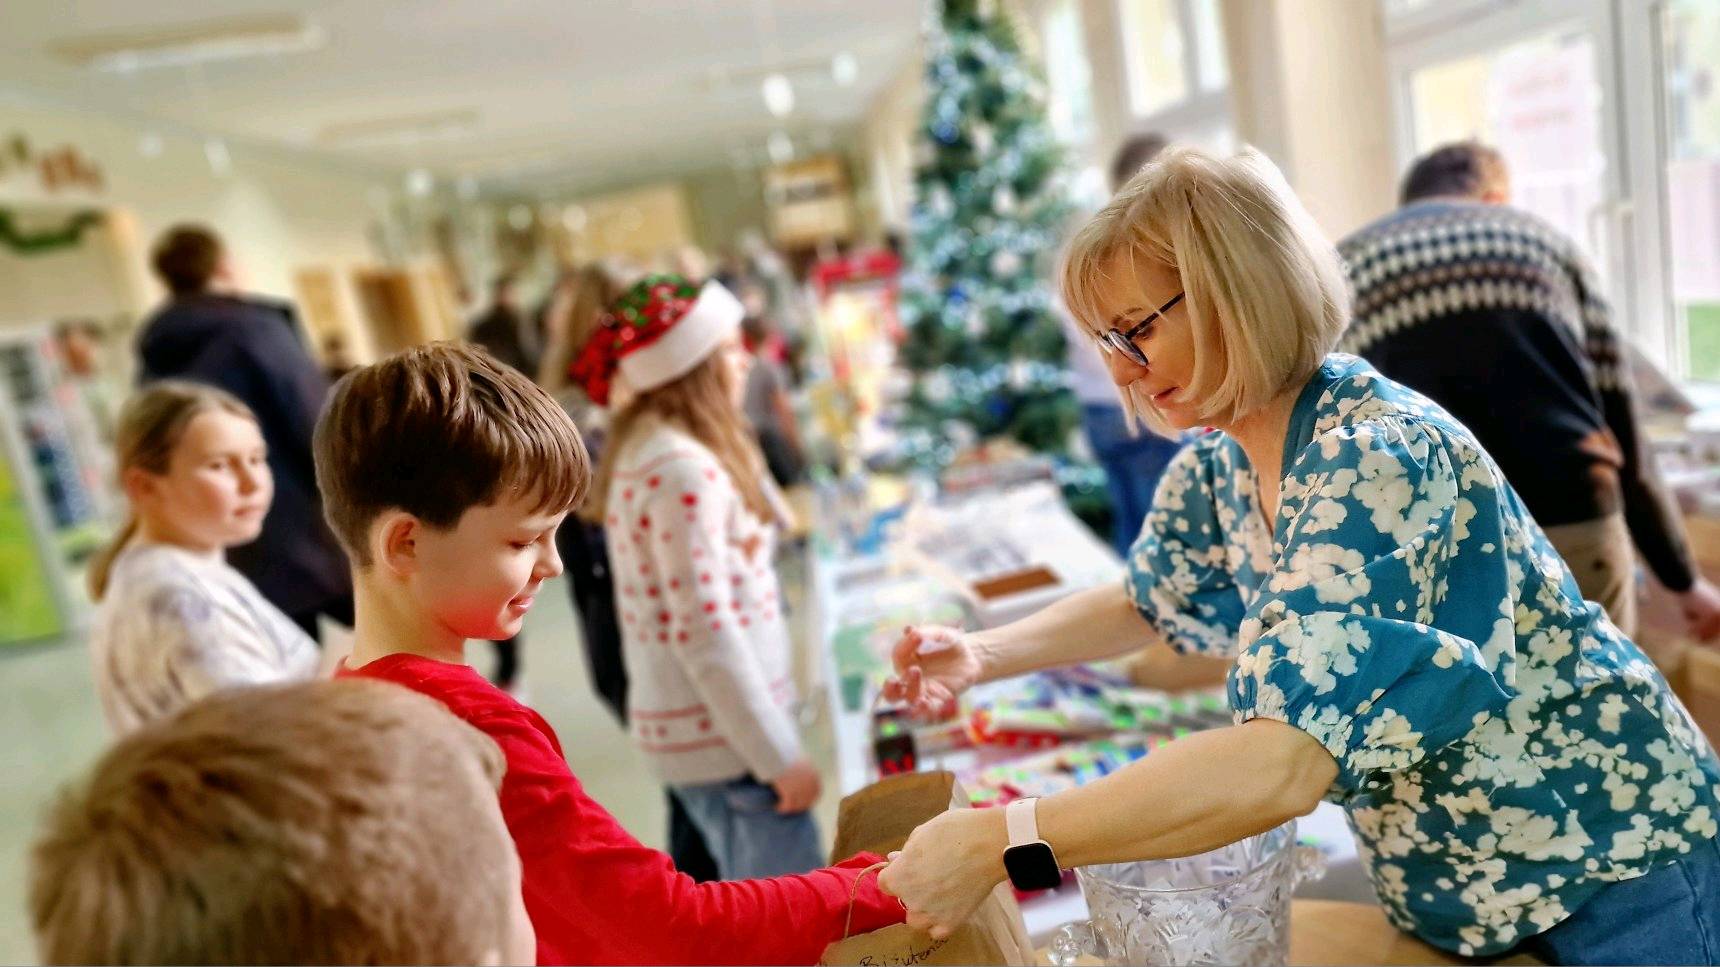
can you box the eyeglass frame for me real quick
[1095,291,1184,367]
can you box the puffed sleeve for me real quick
[1230,418,1514,795]
[1126,438,1248,657]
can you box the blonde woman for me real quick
[87,382,318,735]
[877,148,1720,965]
[575,274,822,881]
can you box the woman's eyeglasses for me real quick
[1096,292,1183,367]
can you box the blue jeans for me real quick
[1520,834,1720,965]
[1081,403,1186,558]
[672,776,824,880]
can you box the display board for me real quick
[0,382,68,646]
[0,328,118,645]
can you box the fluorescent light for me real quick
[405,168,434,197]
[318,110,480,149]
[204,139,231,176]
[56,15,323,73]
[138,133,164,158]
[768,132,794,164]
[832,52,858,87]
[762,73,794,118]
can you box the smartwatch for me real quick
[1002,797,1062,891]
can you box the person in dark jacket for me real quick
[468,273,541,377]
[134,224,352,641]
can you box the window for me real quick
[1406,30,1608,279]
[1043,0,1097,148]
[1118,0,1187,117]
[1188,0,1226,92]
[1116,0,1227,117]
[1388,0,1720,383]
[1658,0,1720,381]
[1112,0,1232,154]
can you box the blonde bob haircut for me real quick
[1060,145,1349,431]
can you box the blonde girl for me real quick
[88,381,317,734]
[576,274,820,880]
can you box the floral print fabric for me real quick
[1126,354,1720,955]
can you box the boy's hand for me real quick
[771,760,822,814]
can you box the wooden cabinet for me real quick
[350,262,461,354]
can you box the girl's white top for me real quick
[90,541,318,735]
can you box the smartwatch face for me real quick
[1003,841,1062,891]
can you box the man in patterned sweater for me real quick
[1338,140,1720,642]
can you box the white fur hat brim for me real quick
[616,280,745,393]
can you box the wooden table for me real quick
[1638,512,1720,745]
[1290,901,1539,965]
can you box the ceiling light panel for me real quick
[53,14,324,73]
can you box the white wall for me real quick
[1220,0,1397,238]
[858,54,924,234]
[685,166,767,256]
[0,92,391,324]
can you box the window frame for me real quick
[1382,0,1715,384]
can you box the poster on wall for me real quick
[765,155,856,249]
[0,329,119,646]
[0,400,66,646]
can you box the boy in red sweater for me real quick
[313,343,902,965]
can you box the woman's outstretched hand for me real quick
[880,625,985,721]
[876,807,1007,940]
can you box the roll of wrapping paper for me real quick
[959,730,1188,803]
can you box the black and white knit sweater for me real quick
[1338,199,1695,592]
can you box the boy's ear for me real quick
[374,511,420,576]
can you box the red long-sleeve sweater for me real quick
[337,655,903,965]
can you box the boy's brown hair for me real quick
[28,680,516,965]
[315,341,589,566]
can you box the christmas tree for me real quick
[894,0,1079,469]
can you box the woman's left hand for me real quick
[876,806,1009,939]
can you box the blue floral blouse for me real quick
[1127,354,1720,956]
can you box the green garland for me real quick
[0,208,103,256]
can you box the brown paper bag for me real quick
[820,772,1035,967]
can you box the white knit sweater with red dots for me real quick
[604,419,802,787]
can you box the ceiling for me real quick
[0,0,922,195]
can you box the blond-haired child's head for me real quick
[314,341,588,641]
[89,382,267,601]
[1060,146,1348,434]
[28,679,534,965]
